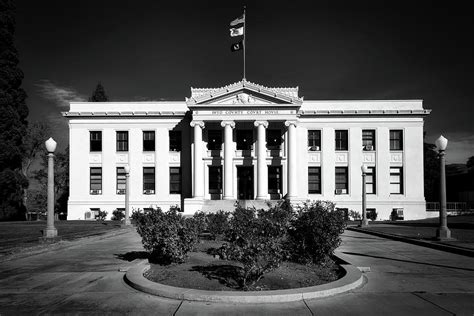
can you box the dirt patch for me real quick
[144,239,343,291]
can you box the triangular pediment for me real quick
[186,79,303,107]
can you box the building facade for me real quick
[63,80,431,220]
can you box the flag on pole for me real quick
[230,15,245,27]
[230,26,244,37]
[230,41,243,52]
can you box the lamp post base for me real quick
[359,219,369,227]
[43,227,58,238]
[123,219,131,226]
[436,227,452,240]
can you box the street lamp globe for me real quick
[435,135,448,151]
[45,137,57,153]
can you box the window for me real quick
[90,131,102,152]
[90,208,100,219]
[335,167,348,194]
[170,167,181,194]
[335,130,348,151]
[143,131,155,151]
[169,131,181,151]
[362,130,375,150]
[308,130,321,151]
[116,167,126,194]
[390,167,403,194]
[209,166,222,194]
[116,131,128,151]
[90,167,102,194]
[236,130,253,150]
[308,167,321,194]
[207,130,222,150]
[266,130,282,150]
[390,130,403,150]
[268,166,282,194]
[366,166,376,194]
[143,167,155,194]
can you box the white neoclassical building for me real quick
[63,80,431,220]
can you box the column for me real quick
[190,121,205,198]
[221,121,235,199]
[285,121,298,199]
[254,121,269,200]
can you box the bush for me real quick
[192,211,207,235]
[220,201,294,289]
[96,210,107,221]
[134,207,199,264]
[206,210,230,240]
[111,209,125,221]
[367,209,378,221]
[348,209,361,221]
[287,201,346,264]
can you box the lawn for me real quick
[0,220,123,257]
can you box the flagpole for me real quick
[243,6,246,80]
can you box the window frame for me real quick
[362,129,376,151]
[390,166,403,194]
[307,130,321,151]
[366,166,376,194]
[143,131,155,151]
[208,166,222,194]
[308,166,322,194]
[335,130,348,151]
[236,130,253,150]
[90,167,102,194]
[169,131,182,152]
[169,167,181,194]
[207,130,222,150]
[389,130,403,151]
[90,131,102,152]
[266,129,282,150]
[335,166,349,194]
[268,165,282,194]
[143,167,155,194]
[116,131,129,152]
[116,167,126,195]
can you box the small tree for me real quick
[96,210,107,221]
[112,209,125,221]
[88,82,109,102]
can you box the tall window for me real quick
[143,167,155,194]
[390,167,403,194]
[116,167,126,194]
[207,130,222,150]
[390,130,403,150]
[90,167,102,194]
[366,166,376,194]
[362,130,376,150]
[335,167,348,194]
[170,167,181,194]
[236,130,253,150]
[308,167,321,194]
[169,131,181,151]
[308,130,321,151]
[335,130,348,151]
[116,131,128,152]
[90,131,102,152]
[209,166,222,194]
[268,166,282,194]
[266,130,282,150]
[143,131,155,151]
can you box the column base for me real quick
[436,227,453,240]
[223,196,234,200]
[256,196,268,200]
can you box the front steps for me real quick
[200,199,281,213]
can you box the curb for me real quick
[124,257,364,303]
[347,226,474,258]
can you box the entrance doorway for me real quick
[237,166,254,200]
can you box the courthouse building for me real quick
[63,80,431,220]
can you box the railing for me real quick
[426,202,474,215]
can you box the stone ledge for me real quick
[124,256,363,303]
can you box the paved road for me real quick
[0,228,473,315]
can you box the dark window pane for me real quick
[90,167,102,193]
[390,130,403,150]
[266,130,282,150]
[90,131,102,152]
[170,131,182,151]
[209,166,222,194]
[335,130,348,151]
[366,166,376,194]
[143,167,155,193]
[335,167,348,193]
[116,131,128,151]
[308,167,321,194]
[116,167,126,194]
[362,130,375,150]
[268,166,282,194]
[236,130,253,150]
[143,131,155,151]
[308,130,321,150]
[207,130,222,150]
[390,167,403,194]
[170,167,181,194]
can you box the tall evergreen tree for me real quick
[88,82,109,102]
[0,0,29,220]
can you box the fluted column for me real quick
[191,121,205,198]
[285,121,298,199]
[254,120,269,200]
[221,121,235,199]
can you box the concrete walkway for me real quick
[0,228,473,315]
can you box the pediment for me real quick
[186,79,303,107]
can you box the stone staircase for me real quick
[201,199,281,213]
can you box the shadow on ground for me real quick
[115,251,149,261]
[190,264,241,289]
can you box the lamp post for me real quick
[435,135,451,240]
[43,137,58,238]
[360,164,369,227]
[124,164,131,226]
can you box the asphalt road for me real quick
[0,227,473,315]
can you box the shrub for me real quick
[96,210,107,221]
[111,209,125,221]
[206,210,230,240]
[192,211,207,235]
[367,209,378,221]
[287,201,346,264]
[348,209,361,221]
[220,201,294,289]
[134,207,199,264]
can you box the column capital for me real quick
[190,120,205,128]
[220,120,235,128]
[254,120,269,128]
[284,120,298,127]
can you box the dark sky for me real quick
[14,0,474,163]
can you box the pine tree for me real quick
[0,0,29,220]
[88,82,109,102]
